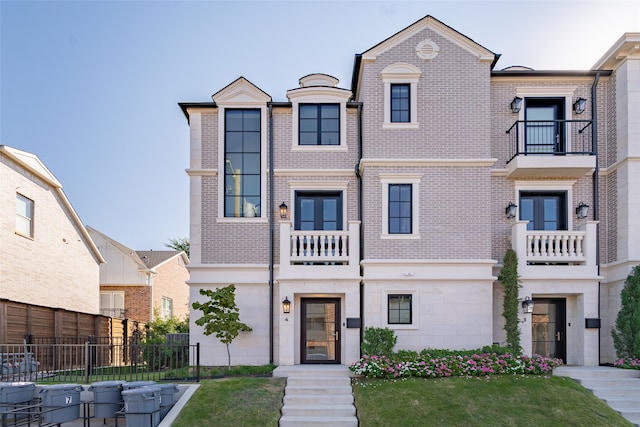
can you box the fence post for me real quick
[196,342,200,383]
[84,341,90,384]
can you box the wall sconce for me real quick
[522,296,535,314]
[576,201,589,219]
[505,202,517,219]
[573,97,587,114]
[279,202,288,219]
[282,296,291,314]
[511,96,522,113]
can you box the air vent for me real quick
[415,39,439,60]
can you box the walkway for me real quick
[554,366,640,426]
[273,365,358,427]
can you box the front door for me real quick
[294,192,343,231]
[301,298,341,364]
[520,192,567,231]
[532,299,566,363]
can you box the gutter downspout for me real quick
[591,72,601,365]
[268,103,274,364]
[356,102,364,355]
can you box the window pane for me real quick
[391,84,410,123]
[321,118,339,132]
[321,105,339,118]
[298,104,340,145]
[300,199,315,222]
[388,295,412,324]
[226,110,244,131]
[300,119,317,132]
[321,132,339,145]
[389,184,412,234]
[299,132,318,145]
[226,133,243,152]
[243,132,260,152]
[16,194,33,237]
[299,105,317,119]
[243,175,260,196]
[243,110,261,131]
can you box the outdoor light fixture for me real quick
[573,97,587,114]
[522,297,535,314]
[282,296,291,314]
[505,202,518,219]
[576,201,589,219]
[511,96,522,113]
[279,202,288,219]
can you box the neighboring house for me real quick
[0,145,104,314]
[180,16,640,367]
[87,227,190,323]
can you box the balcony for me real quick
[510,220,599,279]
[279,221,360,279]
[505,120,595,178]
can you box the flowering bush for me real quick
[350,350,562,379]
[614,357,640,370]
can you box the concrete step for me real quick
[286,376,352,387]
[281,404,356,417]
[579,378,640,389]
[593,388,640,399]
[554,366,640,379]
[619,412,640,427]
[283,393,354,406]
[601,397,640,410]
[273,365,354,378]
[285,385,353,395]
[279,415,358,427]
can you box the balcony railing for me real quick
[510,221,598,275]
[100,308,126,319]
[279,221,360,279]
[506,120,593,163]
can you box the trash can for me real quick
[39,384,82,424]
[122,380,156,390]
[122,386,161,427]
[156,383,179,417]
[0,382,35,423]
[88,380,125,418]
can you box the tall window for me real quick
[390,84,410,123]
[299,104,339,145]
[161,297,173,320]
[388,294,412,324]
[389,184,412,234]
[225,109,261,217]
[16,193,34,238]
[519,192,567,231]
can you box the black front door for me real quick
[301,298,341,364]
[532,299,566,363]
[525,98,565,153]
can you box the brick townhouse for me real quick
[180,16,640,367]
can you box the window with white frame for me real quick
[161,297,173,320]
[100,292,125,318]
[381,63,421,129]
[388,294,412,324]
[381,174,421,238]
[299,104,340,145]
[16,193,34,238]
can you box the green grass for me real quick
[353,375,634,426]
[171,377,285,427]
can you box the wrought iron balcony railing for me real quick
[506,120,593,163]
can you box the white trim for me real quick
[380,174,421,238]
[381,63,421,129]
[275,169,354,177]
[185,168,217,176]
[360,158,497,171]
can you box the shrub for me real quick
[361,327,397,357]
[612,265,640,360]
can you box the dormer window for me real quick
[299,104,340,145]
[287,74,352,150]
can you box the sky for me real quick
[1,0,638,251]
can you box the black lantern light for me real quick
[522,296,535,314]
[573,97,587,114]
[505,202,518,219]
[511,96,523,113]
[576,201,589,219]
[282,296,291,314]
[279,202,288,219]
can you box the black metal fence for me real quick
[506,119,593,162]
[1,341,200,383]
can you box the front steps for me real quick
[554,366,640,426]
[273,365,358,427]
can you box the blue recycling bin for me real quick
[39,384,82,424]
[0,382,35,423]
[122,386,161,427]
[123,380,156,390]
[88,380,125,418]
[156,383,179,417]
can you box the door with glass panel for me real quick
[532,299,566,363]
[301,298,341,364]
[519,192,567,231]
[293,192,343,264]
[525,98,565,154]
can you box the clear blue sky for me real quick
[1,0,638,250]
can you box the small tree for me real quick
[361,327,397,357]
[165,237,190,258]
[192,284,252,369]
[499,249,521,354]
[612,265,640,359]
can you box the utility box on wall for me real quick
[346,318,361,328]
[585,318,601,329]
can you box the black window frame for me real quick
[299,104,340,146]
[388,294,412,325]
[224,108,261,218]
[390,83,410,123]
[388,183,412,234]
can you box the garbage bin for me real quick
[0,382,35,423]
[156,383,179,417]
[39,384,82,424]
[88,380,125,418]
[122,386,161,427]
[122,380,156,390]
